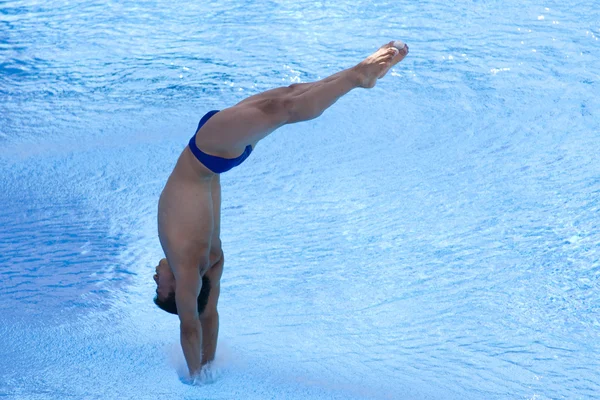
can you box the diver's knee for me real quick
[256,97,294,119]
[288,83,302,92]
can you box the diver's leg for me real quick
[235,69,356,107]
[199,175,224,364]
[201,41,408,147]
[235,83,312,106]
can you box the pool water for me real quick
[1,0,599,399]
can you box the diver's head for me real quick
[153,258,177,314]
[153,258,211,315]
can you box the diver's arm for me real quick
[176,272,203,377]
[200,310,219,364]
[199,254,224,364]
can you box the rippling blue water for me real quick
[1,0,599,399]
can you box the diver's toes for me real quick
[393,40,405,50]
[392,40,409,57]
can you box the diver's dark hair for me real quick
[154,275,211,316]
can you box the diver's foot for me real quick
[353,41,409,88]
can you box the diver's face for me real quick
[154,258,176,301]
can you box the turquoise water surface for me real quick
[1,0,599,399]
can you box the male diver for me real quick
[153,40,409,378]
